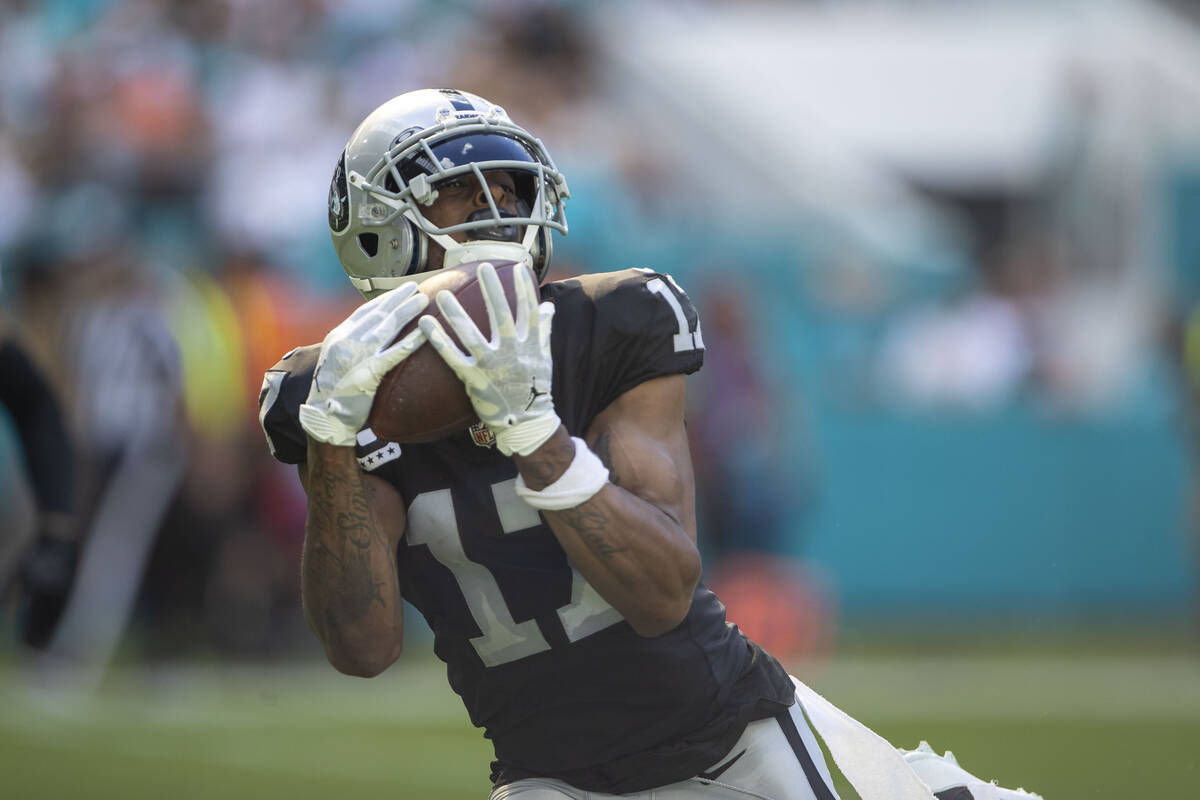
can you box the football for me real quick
[367,260,521,443]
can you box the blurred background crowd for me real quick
[1,0,1198,678]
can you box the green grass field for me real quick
[1,646,1197,799]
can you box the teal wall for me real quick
[798,408,1196,620]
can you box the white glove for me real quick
[419,262,561,456]
[299,283,428,447]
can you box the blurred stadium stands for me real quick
[2,2,1199,797]
[0,0,1196,728]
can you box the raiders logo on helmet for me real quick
[328,152,349,233]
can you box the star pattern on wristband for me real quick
[357,442,401,471]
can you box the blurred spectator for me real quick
[0,404,36,608]
[448,1,597,135]
[688,281,831,660]
[690,282,802,558]
[136,248,355,659]
[0,311,79,649]
[5,231,186,682]
[876,288,1034,413]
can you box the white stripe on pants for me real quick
[490,681,839,800]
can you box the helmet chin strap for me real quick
[348,234,537,298]
[436,235,536,270]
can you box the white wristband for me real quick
[298,402,357,448]
[514,436,610,510]
[495,410,562,457]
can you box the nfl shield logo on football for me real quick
[469,421,496,448]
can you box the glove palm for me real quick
[419,263,560,456]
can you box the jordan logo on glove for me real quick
[525,381,549,412]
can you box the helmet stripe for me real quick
[438,88,474,112]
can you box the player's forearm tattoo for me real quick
[308,539,386,624]
[518,432,577,490]
[306,468,387,621]
[592,431,621,487]
[560,503,628,558]
[520,429,629,558]
[337,490,373,546]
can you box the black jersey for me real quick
[259,269,795,793]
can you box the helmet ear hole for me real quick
[357,233,379,257]
[404,219,425,274]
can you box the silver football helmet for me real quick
[328,88,570,298]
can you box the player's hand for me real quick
[299,283,428,447]
[419,262,560,457]
[18,518,81,649]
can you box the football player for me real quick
[260,89,1042,800]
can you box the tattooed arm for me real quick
[514,374,700,637]
[298,440,407,677]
